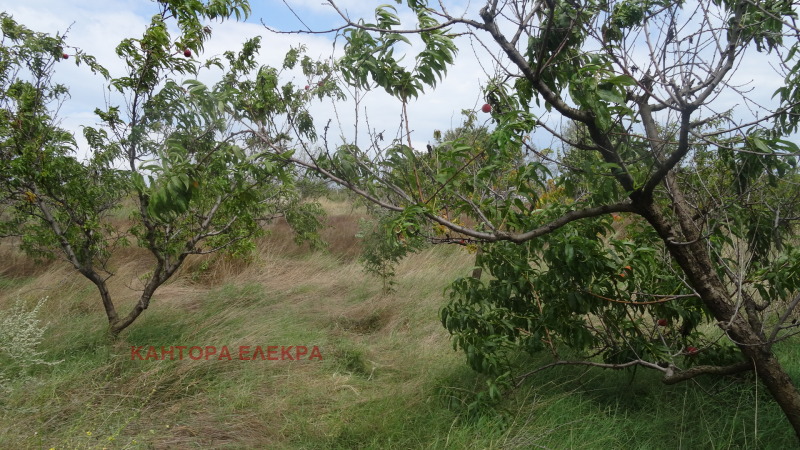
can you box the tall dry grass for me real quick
[1,198,797,448]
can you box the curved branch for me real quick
[769,292,800,347]
[477,6,591,123]
[515,358,752,387]
[515,359,668,387]
[325,0,465,34]
[661,361,752,384]
[292,149,635,244]
[642,108,695,195]
[429,201,636,243]
[288,156,404,213]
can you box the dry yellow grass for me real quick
[0,199,481,448]
[0,238,54,278]
[3,200,798,448]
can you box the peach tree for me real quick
[0,1,326,337]
[271,0,800,438]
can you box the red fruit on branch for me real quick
[686,346,698,355]
[481,103,492,113]
[304,85,310,90]
[183,48,192,58]
[657,319,668,327]
[62,53,69,59]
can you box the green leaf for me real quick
[605,74,637,86]
[597,87,625,104]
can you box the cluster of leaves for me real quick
[339,2,457,100]
[89,2,331,310]
[220,40,343,143]
[0,13,123,266]
[442,215,728,380]
[356,209,429,294]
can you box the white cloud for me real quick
[0,0,493,159]
[0,0,790,164]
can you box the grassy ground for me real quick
[0,200,798,449]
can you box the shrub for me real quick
[0,297,60,390]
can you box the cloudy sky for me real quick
[0,0,791,160]
[0,0,499,157]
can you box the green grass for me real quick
[0,275,33,290]
[497,360,798,449]
[1,223,799,449]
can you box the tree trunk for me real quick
[639,200,800,440]
[109,289,157,337]
[743,344,800,439]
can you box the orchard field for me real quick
[3,0,800,447]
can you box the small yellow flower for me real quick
[86,431,92,436]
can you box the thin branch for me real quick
[769,291,800,346]
[584,289,697,306]
[515,359,668,387]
